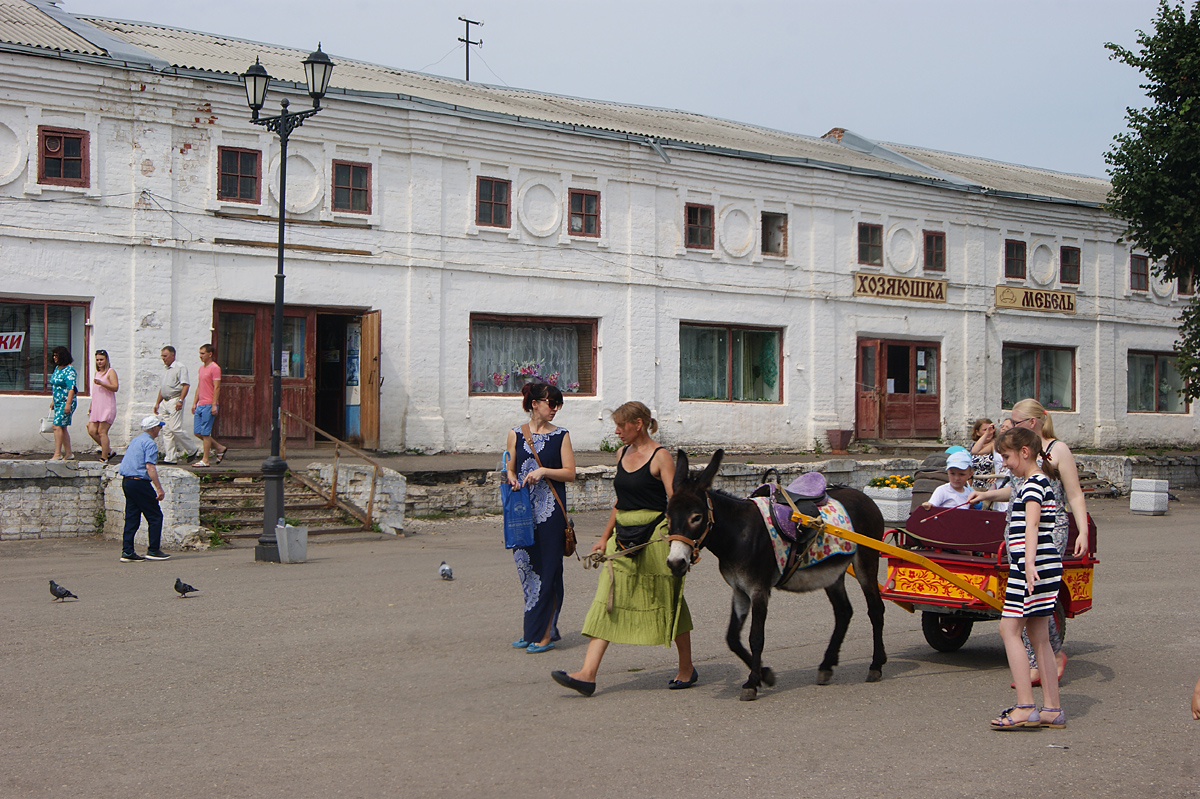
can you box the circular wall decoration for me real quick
[518,180,561,237]
[267,153,322,214]
[719,206,755,258]
[887,226,917,273]
[0,121,26,186]
[1151,269,1174,299]
[1029,243,1055,286]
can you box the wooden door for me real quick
[359,310,381,450]
[878,341,940,439]
[856,339,881,439]
[214,301,316,448]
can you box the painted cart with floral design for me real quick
[880,505,1098,652]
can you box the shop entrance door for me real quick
[213,301,316,448]
[315,310,379,447]
[856,339,941,439]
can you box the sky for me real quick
[67,0,1167,179]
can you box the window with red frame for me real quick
[476,177,511,228]
[38,127,88,188]
[858,223,883,265]
[923,231,945,271]
[1172,254,1193,295]
[686,203,714,249]
[1005,240,1026,279]
[1130,254,1150,292]
[1060,246,1081,285]
[568,190,600,237]
[332,161,370,213]
[217,147,261,203]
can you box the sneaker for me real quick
[145,550,171,561]
[121,552,147,562]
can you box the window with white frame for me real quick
[469,315,595,395]
[1128,351,1187,413]
[679,324,781,402]
[1001,344,1074,410]
[0,300,88,393]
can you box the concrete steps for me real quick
[198,469,365,538]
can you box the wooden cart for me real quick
[879,506,1098,651]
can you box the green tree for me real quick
[1106,1,1200,398]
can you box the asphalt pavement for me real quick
[2,491,1198,798]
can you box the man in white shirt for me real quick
[153,345,200,464]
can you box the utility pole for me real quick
[458,16,482,81]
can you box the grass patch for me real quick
[94,508,105,533]
[207,530,229,547]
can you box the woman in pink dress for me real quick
[87,349,118,463]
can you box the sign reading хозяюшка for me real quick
[853,273,947,303]
[0,332,25,353]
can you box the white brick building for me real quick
[0,0,1193,454]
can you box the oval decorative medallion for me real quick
[518,181,561,237]
[268,153,322,214]
[719,206,754,258]
[887,226,917,273]
[1029,243,1056,286]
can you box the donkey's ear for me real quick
[673,449,690,493]
[698,449,724,489]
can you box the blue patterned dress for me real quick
[50,365,77,426]
[512,426,567,644]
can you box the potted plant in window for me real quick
[863,474,914,525]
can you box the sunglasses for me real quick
[535,399,563,409]
[95,350,108,357]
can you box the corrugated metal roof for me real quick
[0,0,103,55]
[884,143,1111,206]
[0,4,1113,205]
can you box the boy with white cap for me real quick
[117,415,171,562]
[921,450,979,510]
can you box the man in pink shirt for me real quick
[192,344,230,467]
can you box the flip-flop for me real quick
[193,462,210,468]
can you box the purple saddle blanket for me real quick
[752,472,829,542]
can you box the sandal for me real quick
[1038,707,1066,728]
[215,449,226,465]
[990,704,1040,730]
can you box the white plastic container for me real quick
[276,522,309,563]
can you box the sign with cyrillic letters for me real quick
[994,286,1076,314]
[0,332,25,353]
[853,273,947,303]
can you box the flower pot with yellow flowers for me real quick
[863,474,914,524]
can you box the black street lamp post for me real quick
[240,47,334,562]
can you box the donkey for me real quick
[665,449,887,701]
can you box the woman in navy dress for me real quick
[504,382,576,653]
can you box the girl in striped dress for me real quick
[989,426,1066,730]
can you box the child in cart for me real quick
[976,426,1066,729]
[920,450,982,510]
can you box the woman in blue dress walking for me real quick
[504,382,576,654]
[48,346,78,461]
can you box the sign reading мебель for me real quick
[0,332,26,353]
[994,286,1076,314]
[853,273,948,303]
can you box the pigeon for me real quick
[49,580,77,602]
[439,561,453,581]
[174,578,199,598]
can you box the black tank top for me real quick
[614,446,668,511]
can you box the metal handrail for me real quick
[280,409,381,531]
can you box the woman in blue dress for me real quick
[48,346,78,461]
[504,382,576,654]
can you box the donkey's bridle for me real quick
[665,490,714,565]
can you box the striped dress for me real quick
[1003,473,1062,618]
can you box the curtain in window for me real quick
[0,302,78,391]
[1158,356,1185,412]
[732,330,779,402]
[1128,353,1156,412]
[680,326,727,400]
[1001,348,1036,408]
[1038,349,1073,409]
[470,322,580,392]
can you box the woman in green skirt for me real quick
[551,401,695,696]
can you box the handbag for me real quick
[500,452,535,549]
[39,416,54,434]
[614,512,665,551]
[521,424,577,558]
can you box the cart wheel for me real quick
[922,612,974,652]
